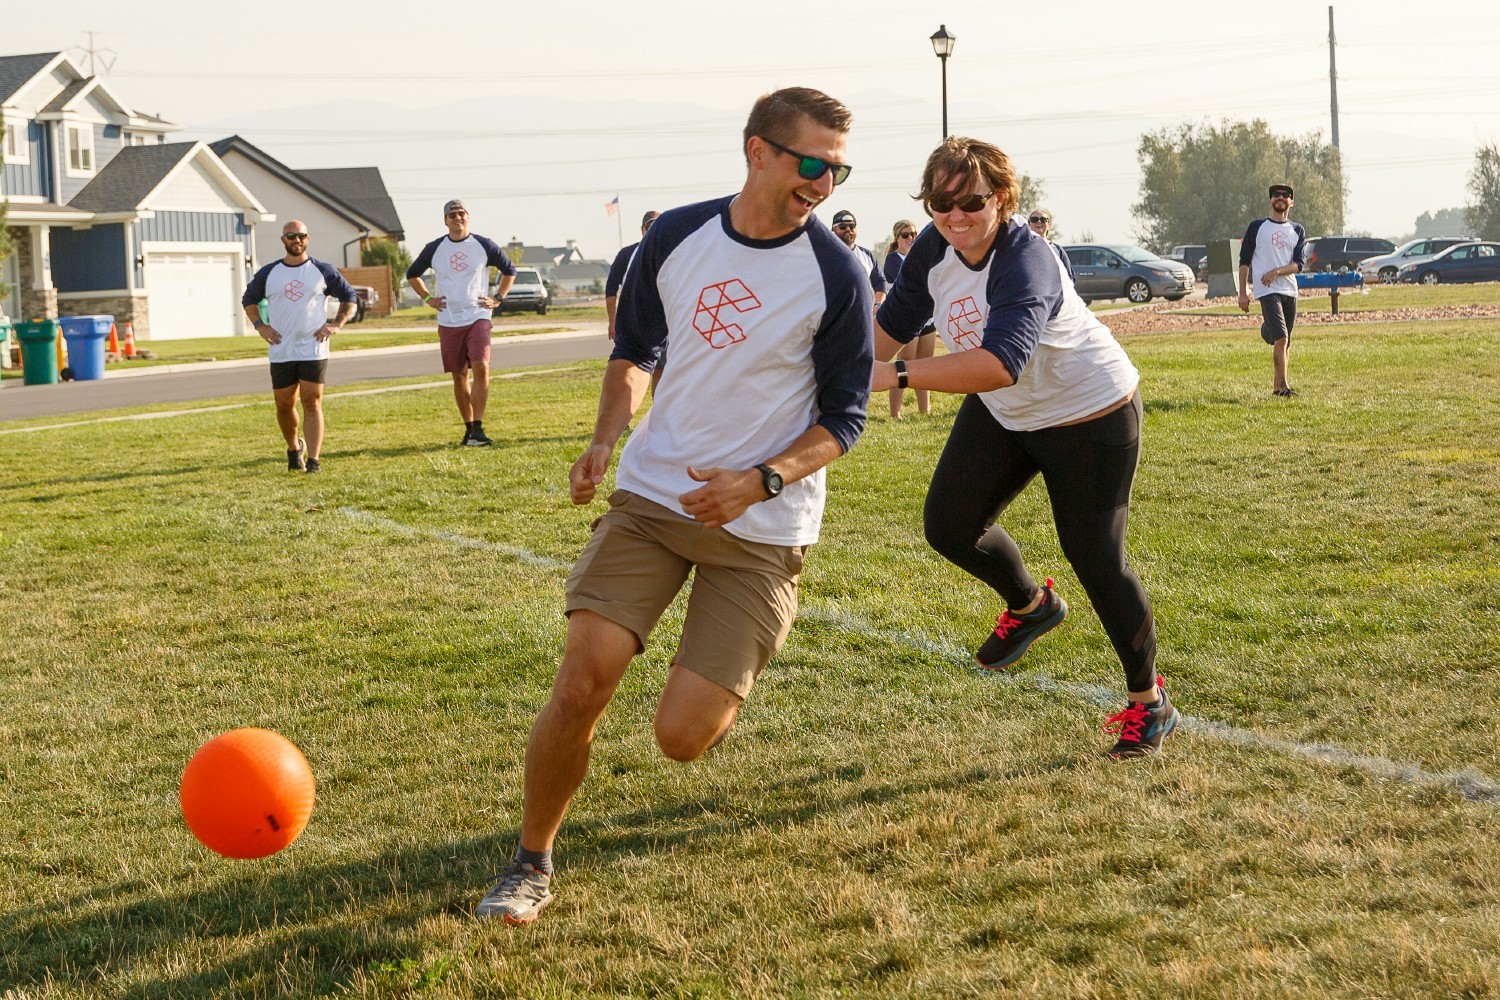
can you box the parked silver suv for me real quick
[1357,237,1475,284]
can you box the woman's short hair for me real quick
[916,136,1021,218]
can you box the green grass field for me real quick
[1186,281,1500,314]
[2,319,1498,998]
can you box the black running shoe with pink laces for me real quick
[1102,678,1181,759]
[974,578,1068,670]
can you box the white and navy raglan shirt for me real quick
[242,258,357,364]
[612,195,874,547]
[877,218,1137,432]
[851,244,888,296]
[407,233,517,327]
[1239,218,1306,299]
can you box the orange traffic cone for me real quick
[107,322,121,354]
[123,321,137,359]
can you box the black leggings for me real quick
[923,393,1156,692]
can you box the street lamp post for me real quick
[930,24,956,139]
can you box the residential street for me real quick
[1,324,612,421]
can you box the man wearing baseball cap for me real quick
[1238,184,1306,397]
[407,200,517,445]
[605,211,659,341]
[830,210,886,310]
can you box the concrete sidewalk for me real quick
[96,325,605,379]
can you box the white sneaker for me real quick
[476,861,553,925]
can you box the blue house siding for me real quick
[137,211,249,243]
[95,122,123,174]
[1,122,49,199]
[132,212,254,286]
[51,223,128,292]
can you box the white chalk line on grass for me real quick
[338,506,1500,805]
[0,367,580,435]
[338,507,569,569]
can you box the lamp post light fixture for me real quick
[930,24,956,139]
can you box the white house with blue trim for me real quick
[2,52,272,339]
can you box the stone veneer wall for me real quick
[56,293,151,338]
[11,228,58,321]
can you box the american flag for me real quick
[604,196,619,217]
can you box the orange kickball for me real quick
[180,728,316,859]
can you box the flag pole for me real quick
[616,193,624,250]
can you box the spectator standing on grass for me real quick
[476,86,872,926]
[1026,208,1073,281]
[406,200,517,446]
[830,209,887,310]
[242,220,358,475]
[606,211,668,395]
[882,218,936,418]
[871,135,1178,759]
[1238,184,1306,397]
[605,211,659,341]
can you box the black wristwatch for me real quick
[755,463,783,500]
[894,358,909,389]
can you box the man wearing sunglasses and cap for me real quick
[1238,184,1306,397]
[830,210,887,309]
[476,86,872,926]
[406,199,517,446]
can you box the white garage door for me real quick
[146,252,241,340]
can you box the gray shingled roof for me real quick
[553,261,610,279]
[41,78,89,113]
[210,135,378,231]
[67,141,196,212]
[298,166,403,238]
[0,52,60,104]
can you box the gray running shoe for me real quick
[1102,678,1181,759]
[476,861,553,924]
[287,437,306,471]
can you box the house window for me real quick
[66,124,95,174]
[3,119,28,165]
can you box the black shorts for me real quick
[270,359,328,390]
[1258,294,1297,345]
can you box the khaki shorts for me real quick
[564,490,806,698]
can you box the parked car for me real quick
[495,266,548,315]
[324,285,374,324]
[1357,237,1475,284]
[1166,244,1208,273]
[1062,244,1195,304]
[1396,241,1500,285]
[1303,236,1396,273]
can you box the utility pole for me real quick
[1328,6,1340,148]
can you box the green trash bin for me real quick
[16,320,61,385]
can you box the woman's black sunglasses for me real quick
[759,136,853,186]
[925,191,995,215]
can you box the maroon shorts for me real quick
[438,319,494,373]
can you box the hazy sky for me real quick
[13,0,1500,257]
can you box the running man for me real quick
[476,86,872,925]
[407,200,517,445]
[1238,184,1306,397]
[242,220,358,474]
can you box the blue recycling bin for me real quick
[59,314,114,381]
